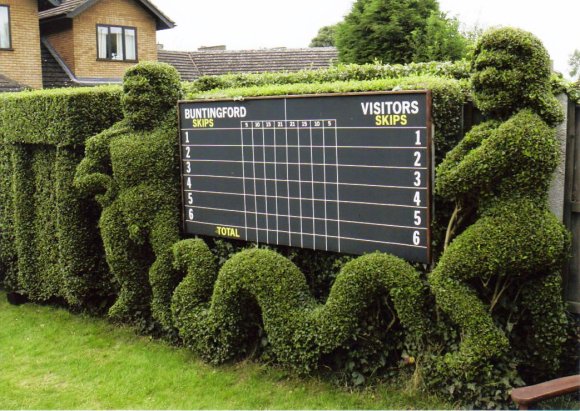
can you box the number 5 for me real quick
[414,210,421,226]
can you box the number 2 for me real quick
[414,151,421,167]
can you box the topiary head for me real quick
[122,62,183,130]
[471,27,562,126]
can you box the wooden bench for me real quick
[511,374,580,410]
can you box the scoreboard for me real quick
[178,91,433,263]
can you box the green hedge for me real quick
[426,28,571,408]
[0,86,122,307]
[185,60,471,94]
[74,62,183,326]
[171,239,428,374]
[0,52,574,409]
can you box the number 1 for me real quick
[415,130,421,145]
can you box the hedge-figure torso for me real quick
[74,62,183,325]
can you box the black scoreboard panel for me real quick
[179,91,432,263]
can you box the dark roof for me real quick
[159,48,339,81]
[0,74,24,92]
[39,0,175,30]
[41,38,122,87]
[41,42,75,89]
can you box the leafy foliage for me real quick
[428,27,570,408]
[0,41,575,409]
[74,62,183,325]
[334,0,467,64]
[568,49,580,80]
[170,239,428,375]
[309,24,339,48]
[411,12,468,62]
[0,87,122,308]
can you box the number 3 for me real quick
[414,171,421,187]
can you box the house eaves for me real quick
[39,0,175,30]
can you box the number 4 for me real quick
[413,192,421,206]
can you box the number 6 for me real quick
[413,231,420,245]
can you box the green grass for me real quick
[0,291,454,410]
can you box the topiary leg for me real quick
[148,208,181,330]
[429,217,512,373]
[518,272,568,379]
[170,239,218,358]
[100,201,152,323]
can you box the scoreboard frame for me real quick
[178,90,433,264]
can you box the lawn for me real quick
[0,291,454,410]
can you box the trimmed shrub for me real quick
[0,87,122,307]
[428,27,570,408]
[185,61,471,94]
[170,239,428,374]
[74,62,183,326]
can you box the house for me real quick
[0,0,338,91]
[0,0,43,91]
[1,0,174,90]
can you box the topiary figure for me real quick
[74,62,183,325]
[170,238,429,375]
[428,27,570,402]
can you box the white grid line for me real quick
[183,189,427,209]
[183,220,427,250]
[185,204,426,231]
[184,174,428,190]
[185,159,427,170]
[240,125,247,234]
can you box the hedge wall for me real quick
[0,87,122,308]
[0,54,575,409]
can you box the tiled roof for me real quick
[39,0,174,29]
[159,48,339,81]
[41,42,75,89]
[38,0,85,18]
[0,74,24,92]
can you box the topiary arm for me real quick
[74,125,125,206]
[434,118,518,199]
[435,120,499,192]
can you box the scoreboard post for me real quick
[178,91,432,263]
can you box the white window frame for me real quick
[0,5,12,50]
[96,24,138,62]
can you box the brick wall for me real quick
[46,28,75,71]
[0,0,42,89]
[72,0,158,79]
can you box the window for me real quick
[0,5,11,50]
[97,25,137,61]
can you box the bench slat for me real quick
[511,375,580,409]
